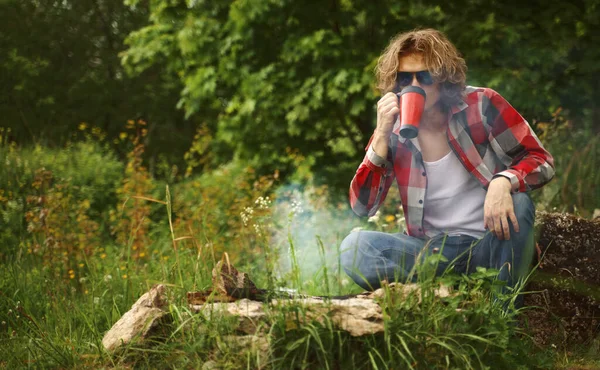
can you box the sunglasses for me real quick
[395,70,434,91]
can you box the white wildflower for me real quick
[241,206,254,226]
[103,274,112,282]
[290,199,303,214]
[368,210,381,223]
[254,196,271,210]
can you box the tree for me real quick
[0,0,191,162]
[122,0,600,192]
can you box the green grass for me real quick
[0,223,555,369]
[3,130,600,369]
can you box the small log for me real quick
[192,296,384,337]
[190,282,452,337]
[102,284,170,351]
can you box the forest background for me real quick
[1,0,600,368]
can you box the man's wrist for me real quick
[373,129,390,140]
[490,176,511,189]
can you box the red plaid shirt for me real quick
[349,86,555,238]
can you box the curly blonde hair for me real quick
[376,29,467,108]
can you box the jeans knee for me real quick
[339,231,361,271]
[512,193,535,225]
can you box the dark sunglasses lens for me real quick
[417,71,433,85]
[396,72,412,87]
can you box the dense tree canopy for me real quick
[0,0,191,161]
[1,0,599,190]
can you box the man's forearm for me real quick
[370,131,390,159]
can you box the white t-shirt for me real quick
[422,151,487,239]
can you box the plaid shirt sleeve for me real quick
[349,134,395,217]
[484,88,555,192]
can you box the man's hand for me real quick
[371,92,399,158]
[484,177,518,240]
[376,92,399,137]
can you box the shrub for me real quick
[0,134,123,262]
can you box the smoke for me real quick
[268,183,362,291]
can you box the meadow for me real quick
[1,118,599,369]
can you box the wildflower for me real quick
[100,253,106,259]
[78,263,84,268]
[79,277,87,283]
[122,274,128,279]
[385,215,395,223]
[103,274,112,282]
[241,206,254,226]
[368,210,381,223]
[290,199,304,214]
[78,122,88,130]
[93,297,100,305]
[139,252,146,258]
[255,196,272,210]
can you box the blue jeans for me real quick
[340,193,535,304]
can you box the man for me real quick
[340,29,555,305]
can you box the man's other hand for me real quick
[484,177,518,240]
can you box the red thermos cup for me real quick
[398,86,426,139]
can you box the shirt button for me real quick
[418,228,422,231]
[419,200,423,204]
[422,172,426,176]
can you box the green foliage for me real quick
[121,0,600,193]
[532,114,600,216]
[0,0,192,164]
[0,136,123,261]
[171,159,279,269]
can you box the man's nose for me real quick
[410,74,421,87]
